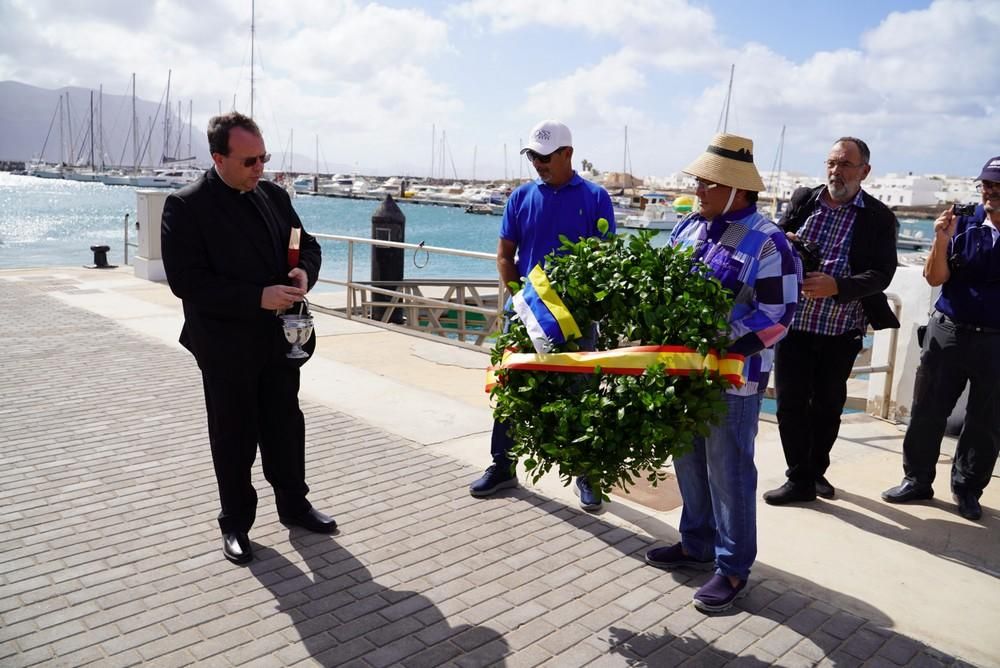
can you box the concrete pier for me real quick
[1,266,997,667]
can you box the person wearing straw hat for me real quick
[468,119,616,512]
[763,137,899,507]
[644,133,801,613]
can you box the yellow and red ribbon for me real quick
[485,345,744,392]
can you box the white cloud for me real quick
[1,0,996,177]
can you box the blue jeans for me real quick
[492,320,598,469]
[674,391,762,580]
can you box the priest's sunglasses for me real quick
[233,153,271,167]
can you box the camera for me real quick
[952,203,976,217]
[789,237,822,274]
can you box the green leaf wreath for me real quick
[490,229,737,498]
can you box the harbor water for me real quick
[0,172,501,282]
[0,172,936,279]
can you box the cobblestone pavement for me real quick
[0,278,976,667]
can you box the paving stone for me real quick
[876,634,923,665]
[840,627,889,661]
[0,278,989,668]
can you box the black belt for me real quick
[935,312,1000,334]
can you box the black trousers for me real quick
[201,355,310,533]
[774,329,864,485]
[902,314,1000,495]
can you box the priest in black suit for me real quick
[161,111,336,565]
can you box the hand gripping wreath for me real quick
[489,227,739,499]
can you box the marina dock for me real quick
[1,266,997,667]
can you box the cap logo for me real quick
[534,129,551,141]
[990,159,1000,168]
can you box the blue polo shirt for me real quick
[500,172,616,279]
[936,204,1000,328]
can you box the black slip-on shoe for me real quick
[223,532,253,565]
[763,481,816,505]
[881,481,934,504]
[280,508,338,534]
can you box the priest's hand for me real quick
[288,267,308,291]
[261,284,306,310]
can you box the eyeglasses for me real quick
[976,181,1000,193]
[694,179,722,192]
[525,148,564,164]
[232,153,271,168]
[825,160,865,170]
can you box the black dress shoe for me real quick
[881,480,934,504]
[763,481,816,505]
[815,476,835,499]
[223,532,253,565]
[280,507,338,534]
[953,491,982,521]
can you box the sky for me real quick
[1,0,998,180]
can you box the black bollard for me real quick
[86,244,117,270]
[370,195,405,324]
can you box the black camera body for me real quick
[952,203,977,217]
[790,237,822,274]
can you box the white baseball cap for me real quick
[520,120,573,156]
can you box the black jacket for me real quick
[779,185,900,330]
[161,168,322,372]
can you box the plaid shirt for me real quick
[670,205,801,396]
[792,189,866,336]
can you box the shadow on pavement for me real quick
[249,531,509,667]
[516,488,966,667]
[807,489,1000,577]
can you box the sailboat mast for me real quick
[99,84,105,171]
[132,73,138,173]
[163,69,171,165]
[770,125,786,219]
[89,90,96,170]
[250,0,255,118]
[429,124,435,180]
[66,92,75,165]
[722,64,734,133]
[623,125,628,190]
[472,145,477,182]
[518,138,522,181]
[58,94,64,165]
[188,100,193,159]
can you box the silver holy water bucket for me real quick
[279,298,314,359]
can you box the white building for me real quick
[930,174,979,205]
[866,173,941,207]
[759,170,823,201]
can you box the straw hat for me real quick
[683,133,765,192]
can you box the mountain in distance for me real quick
[0,80,212,168]
[0,80,351,174]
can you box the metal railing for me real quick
[309,233,504,351]
[765,292,903,419]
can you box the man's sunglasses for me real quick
[525,148,564,164]
[233,153,271,167]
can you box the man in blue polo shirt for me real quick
[469,119,615,512]
[883,155,1000,521]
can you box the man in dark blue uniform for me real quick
[882,156,1000,521]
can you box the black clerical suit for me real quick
[161,168,322,533]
